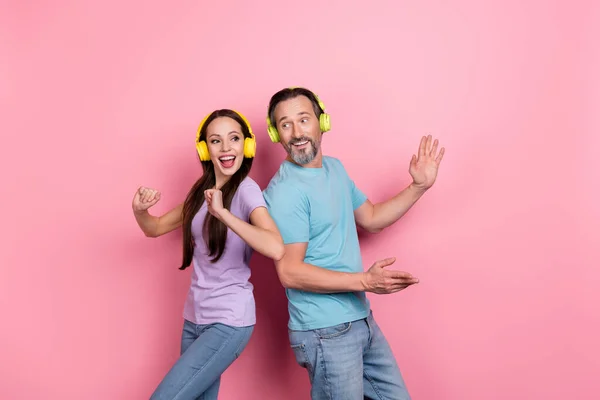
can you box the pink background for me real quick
[1,1,599,399]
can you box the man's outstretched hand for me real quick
[361,257,419,294]
[409,134,445,191]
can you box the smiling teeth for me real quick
[294,141,308,146]
[219,156,235,160]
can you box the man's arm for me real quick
[354,185,426,234]
[354,135,445,233]
[274,242,418,294]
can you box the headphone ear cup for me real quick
[320,113,331,132]
[196,141,210,161]
[267,125,281,143]
[244,137,256,158]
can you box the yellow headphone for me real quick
[266,87,331,143]
[195,110,256,162]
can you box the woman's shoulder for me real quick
[231,176,264,203]
[232,177,265,215]
[240,176,260,189]
[238,176,262,192]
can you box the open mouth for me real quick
[218,155,236,168]
[292,140,309,148]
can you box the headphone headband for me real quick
[288,86,327,113]
[196,109,254,143]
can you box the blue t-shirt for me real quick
[263,156,371,330]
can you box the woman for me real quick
[132,109,284,399]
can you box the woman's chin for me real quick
[216,164,241,177]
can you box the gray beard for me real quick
[288,138,319,165]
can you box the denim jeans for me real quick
[289,311,410,400]
[150,319,254,400]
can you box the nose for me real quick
[290,122,303,138]
[220,139,231,152]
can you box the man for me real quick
[262,87,445,400]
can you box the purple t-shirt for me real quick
[183,177,266,327]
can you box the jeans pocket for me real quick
[290,343,313,377]
[314,321,352,339]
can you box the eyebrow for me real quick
[208,130,241,138]
[278,111,311,124]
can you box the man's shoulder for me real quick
[323,156,350,177]
[323,155,342,165]
[264,163,292,187]
[263,165,301,200]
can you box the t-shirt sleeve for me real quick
[239,180,267,220]
[263,184,310,245]
[349,178,368,210]
[333,158,368,210]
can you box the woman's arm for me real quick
[132,186,183,237]
[219,206,285,261]
[205,189,285,261]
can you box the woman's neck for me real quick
[214,173,230,190]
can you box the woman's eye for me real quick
[211,140,220,144]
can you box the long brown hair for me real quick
[179,109,254,270]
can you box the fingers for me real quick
[435,147,445,163]
[138,187,160,204]
[395,276,419,285]
[430,138,439,157]
[147,190,158,203]
[384,271,419,287]
[385,270,415,279]
[149,192,161,206]
[418,135,427,157]
[137,187,146,202]
[147,189,159,203]
[372,277,419,295]
[418,135,444,160]
[386,276,419,292]
[373,257,396,268]
[409,154,417,168]
[204,189,222,199]
[389,282,418,293]
[141,188,150,203]
[426,134,432,154]
[140,188,149,202]
[204,190,215,208]
[384,269,419,286]
[133,187,160,211]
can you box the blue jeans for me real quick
[289,312,410,400]
[150,320,254,400]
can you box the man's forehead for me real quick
[276,96,313,118]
